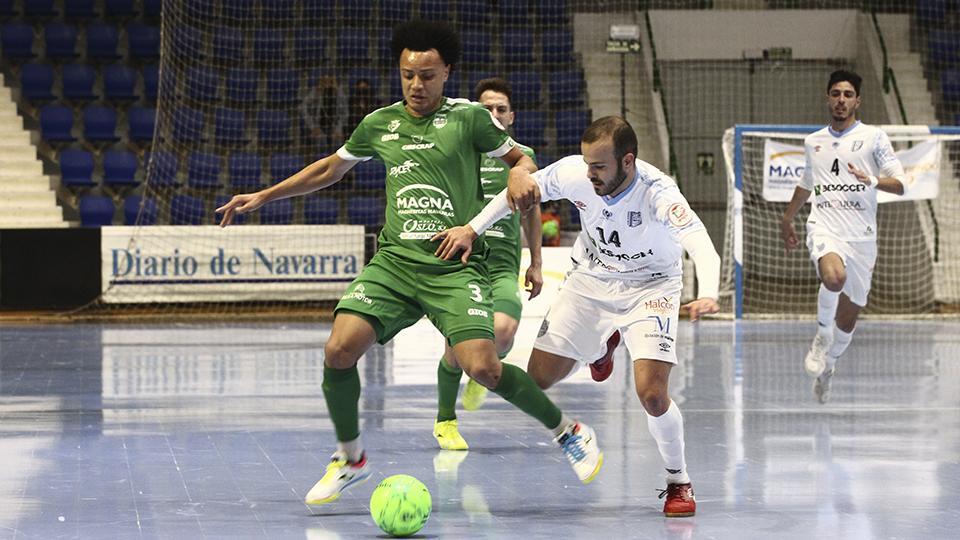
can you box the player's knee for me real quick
[526,360,556,390]
[323,339,359,369]
[821,269,846,292]
[463,362,499,389]
[637,388,670,416]
[494,334,515,356]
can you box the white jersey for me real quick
[535,155,705,281]
[799,121,903,242]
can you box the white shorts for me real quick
[806,233,877,307]
[533,271,681,365]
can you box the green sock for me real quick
[492,363,562,430]
[322,365,361,442]
[437,357,463,422]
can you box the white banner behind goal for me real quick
[721,124,960,318]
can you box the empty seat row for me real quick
[0,0,160,20]
[40,103,154,143]
[60,147,139,187]
[21,62,157,102]
[1,21,158,60]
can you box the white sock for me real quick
[817,285,840,338]
[552,415,575,438]
[647,400,690,484]
[827,327,854,367]
[337,437,364,463]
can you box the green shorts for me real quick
[490,269,523,322]
[335,251,495,346]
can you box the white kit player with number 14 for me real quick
[780,70,907,404]
[432,116,722,517]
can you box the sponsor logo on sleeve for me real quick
[668,203,693,227]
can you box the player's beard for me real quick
[602,163,629,196]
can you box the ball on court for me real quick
[369,474,431,537]
[542,219,559,239]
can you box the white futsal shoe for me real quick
[304,451,371,505]
[814,365,836,404]
[804,333,832,378]
[555,421,603,484]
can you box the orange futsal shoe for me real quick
[589,331,621,382]
[659,483,696,517]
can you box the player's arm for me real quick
[502,147,540,213]
[432,187,516,264]
[679,228,721,321]
[846,162,905,195]
[216,154,356,227]
[520,204,544,299]
[780,186,811,253]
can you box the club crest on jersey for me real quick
[433,114,447,129]
[388,119,401,133]
[668,203,693,227]
[628,211,642,227]
[851,140,863,151]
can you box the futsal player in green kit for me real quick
[215,20,603,505]
[433,77,544,451]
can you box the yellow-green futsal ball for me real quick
[369,474,432,537]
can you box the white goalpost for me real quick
[721,124,960,318]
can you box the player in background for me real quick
[432,77,544,451]
[433,116,721,517]
[780,70,906,403]
[216,20,602,506]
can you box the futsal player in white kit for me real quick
[433,116,721,517]
[780,70,907,404]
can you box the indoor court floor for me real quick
[0,318,958,539]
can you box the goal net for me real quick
[721,125,960,318]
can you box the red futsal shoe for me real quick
[589,331,621,382]
[659,483,696,517]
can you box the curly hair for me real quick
[391,20,461,66]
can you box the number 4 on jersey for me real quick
[596,227,621,247]
[830,158,840,176]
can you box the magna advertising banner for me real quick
[762,138,941,203]
[101,225,365,303]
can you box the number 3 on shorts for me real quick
[467,283,483,302]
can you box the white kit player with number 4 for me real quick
[432,116,721,517]
[780,70,907,404]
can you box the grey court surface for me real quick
[0,319,957,539]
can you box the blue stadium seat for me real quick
[62,63,97,100]
[222,0,254,20]
[467,71,496,96]
[104,0,137,17]
[337,29,369,65]
[20,63,56,101]
[513,110,546,148]
[214,107,247,145]
[170,194,205,225]
[445,70,463,98]
[253,29,285,62]
[266,69,300,104]
[260,198,294,225]
[170,25,202,59]
[44,23,78,60]
[555,109,591,147]
[348,68,379,97]
[142,64,158,100]
[421,0,451,21]
[461,30,492,65]
[917,0,949,27]
[124,195,157,225]
[40,104,76,142]
[293,30,326,63]
[214,194,247,225]
[83,105,120,142]
[304,196,339,224]
[302,0,330,21]
[381,0,412,24]
[928,30,960,67]
[128,105,156,142]
[59,149,95,187]
[225,68,257,102]
[64,0,98,19]
[376,33,393,67]
[1,23,35,59]
[502,29,534,65]
[548,70,583,107]
[146,151,178,187]
[143,0,161,18]
[24,0,57,18]
[263,0,296,19]
[128,23,160,60]
[172,107,205,143]
[103,64,138,100]
[212,26,244,62]
[348,197,383,226]
[86,23,120,60]
[535,0,567,24]
[0,0,15,18]
[389,74,402,102]
[454,0,488,26]
[542,29,574,65]
[353,159,385,190]
[228,152,262,189]
[79,195,115,226]
[508,71,542,107]
[258,110,292,145]
[942,70,960,103]
[186,66,219,102]
[498,0,530,28]
[103,149,139,187]
[270,153,303,184]
[187,152,222,189]
[341,0,372,23]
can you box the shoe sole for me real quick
[804,353,824,378]
[304,471,371,505]
[580,452,604,484]
[434,432,469,451]
[664,510,695,518]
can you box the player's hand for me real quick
[847,162,871,184]
[432,225,478,265]
[507,169,540,213]
[524,263,543,300]
[780,219,799,253]
[682,297,719,322]
[216,192,267,227]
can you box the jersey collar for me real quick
[401,97,447,121]
[828,120,860,138]
[602,169,639,206]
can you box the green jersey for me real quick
[481,143,536,275]
[340,98,515,266]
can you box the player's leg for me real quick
[805,235,847,377]
[526,347,579,390]
[433,342,468,450]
